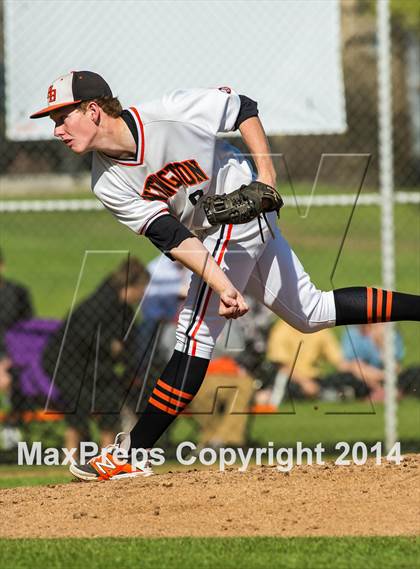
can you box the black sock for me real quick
[129,349,209,450]
[334,287,420,325]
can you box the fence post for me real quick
[377,0,397,452]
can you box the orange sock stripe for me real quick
[157,378,194,400]
[385,290,393,322]
[376,288,383,322]
[367,287,373,323]
[152,388,188,409]
[148,396,178,416]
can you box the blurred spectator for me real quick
[142,255,189,325]
[267,320,349,404]
[0,247,34,382]
[141,255,190,362]
[235,298,278,413]
[398,366,420,399]
[0,248,34,355]
[42,258,149,455]
[188,355,254,448]
[342,323,404,401]
[187,316,255,448]
[0,248,34,447]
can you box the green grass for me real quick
[248,398,420,451]
[0,399,417,490]
[1,200,418,362]
[1,190,418,569]
[170,398,420,453]
[0,462,195,488]
[0,193,419,479]
[1,189,92,201]
[280,203,420,366]
[0,537,418,569]
[0,210,157,317]
[0,465,72,488]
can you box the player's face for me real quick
[50,105,97,154]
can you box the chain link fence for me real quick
[0,0,419,458]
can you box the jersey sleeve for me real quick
[145,215,193,258]
[93,177,169,235]
[162,87,241,134]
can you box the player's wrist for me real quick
[257,169,277,188]
[209,273,236,297]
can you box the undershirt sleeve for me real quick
[234,95,259,130]
[145,215,194,259]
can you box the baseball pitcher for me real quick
[31,71,420,481]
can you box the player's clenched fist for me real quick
[219,288,249,319]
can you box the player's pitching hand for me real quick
[219,288,249,319]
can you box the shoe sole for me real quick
[69,463,154,482]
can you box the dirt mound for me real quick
[1,455,419,538]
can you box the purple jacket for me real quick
[5,318,61,402]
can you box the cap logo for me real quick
[47,85,57,103]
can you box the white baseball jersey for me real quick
[91,87,253,235]
[91,87,336,359]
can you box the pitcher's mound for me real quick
[1,455,419,538]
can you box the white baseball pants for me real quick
[175,214,336,359]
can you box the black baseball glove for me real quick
[202,181,283,226]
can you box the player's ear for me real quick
[85,101,101,125]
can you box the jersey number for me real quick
[189,189,204,206]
